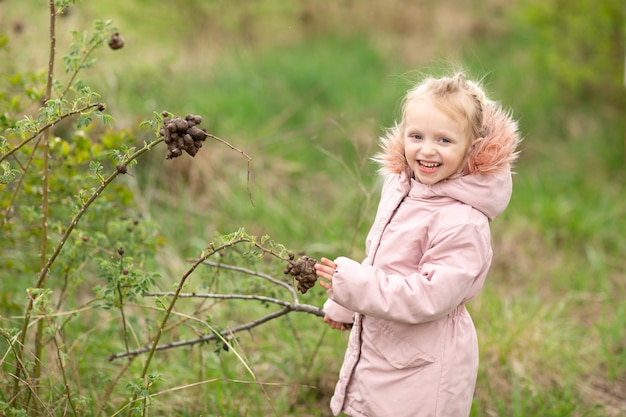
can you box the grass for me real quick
[1,0,625,416]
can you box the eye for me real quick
[410,134,422,141]
[439,137,452,144]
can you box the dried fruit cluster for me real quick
[108,32,124,50]
[159,112,209,159]
[284,254,318,294]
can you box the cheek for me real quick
[453,148,471,168]
[404,140,417,155]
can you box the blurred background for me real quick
[1,0,625,416]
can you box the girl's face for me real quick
[403,96,474,185]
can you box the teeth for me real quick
[419,161,441,168]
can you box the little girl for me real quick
[315,72,521,417]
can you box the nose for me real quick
[421,140,436,156]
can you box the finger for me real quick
[326,318,341,330]
[319,279,331,290]
[320,257,337,268]
[315,268,332,279]
[317,271,332,284]
[315,264,334,279]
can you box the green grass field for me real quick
[1,0,625,416]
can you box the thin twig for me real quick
[201,260,297,301]
[52,330,79,417]
[206,132,254,205]
[0,135,44,232]
[150,377,317,397]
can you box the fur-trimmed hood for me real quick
[374,102,521,178]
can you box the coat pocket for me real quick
[371,323,437,369]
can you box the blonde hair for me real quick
[401,72,488,142]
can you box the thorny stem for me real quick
[116,253,131,353]
[22,0,57,408]
[117,285,130,354]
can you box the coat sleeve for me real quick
[322,298,355,324]
[327,222,492,324]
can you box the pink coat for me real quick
[323,104,521,417]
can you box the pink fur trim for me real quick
[372,124,408,176]
[465,104,521,175]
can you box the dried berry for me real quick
[188,125,208,142]
[108,32,124,50]
[175,118,188,132]
[117,247,125,257]
[284,255,318,294]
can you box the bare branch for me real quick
[108,302,324,361]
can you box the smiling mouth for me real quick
[418,161,441,168]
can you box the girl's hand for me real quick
[324,315,352,331]
[315,257,337,290]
